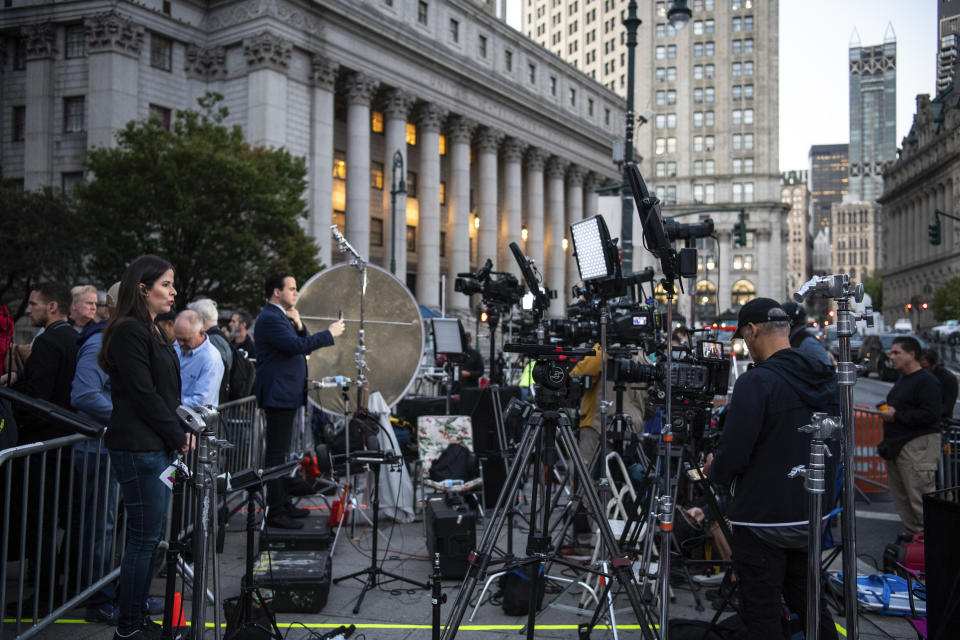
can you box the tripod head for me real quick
[503,343,594,409]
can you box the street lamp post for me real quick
[620,1,641,274]
[389,149,406,275]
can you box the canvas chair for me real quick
[415,415,484,521]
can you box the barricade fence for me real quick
[1,395,264,640]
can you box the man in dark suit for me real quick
[254,273,344,529]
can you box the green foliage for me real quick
[76,92,321,314]
[0,183,86,320]
[932,277,960,322]
[861,269,883,312]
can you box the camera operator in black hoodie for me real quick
[705,298,840,640]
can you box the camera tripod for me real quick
[439,347,660,640]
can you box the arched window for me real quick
[695,279,717,322]
[731,279,755,309]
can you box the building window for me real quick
[705,63,714,78]
[732,16,741,31]
[588,98,594,116]
[693,20,703,35]
[333,150,346,179]
[744,182,754,201]
[439,181,446,205]
[371,161,384,190]
[705,135,715,151]
[656,67,666,81]
[656,90,665,106]
[63,96,85,133]
[406,122,417,146]
[667,162,677,178]
[744,61,754,76]
[370,218,383,247]
[13,38,27,70]
[418,1,428,24]
[705,19,715,33]
[406,225,417,251]
[65,24,86,58]
[694,65,703,80]
[12,106,25,142]
[667,137,677,153]
[656,45,666,60]
[744,108,754,124]
[705,184,715,203]
[505,49,513,71]
[743,133,753,149]
[733,109,741,125]
[478,34,488,57]
[705,87,715,102]
[604,108,610,125]
[732,85,742,100]
[149,104,171,131]
[693,136,703,152]
[449,19,459,43]
[694,88,703,103]
[150,33,172,71]
[440,231,446,257]
[705,42,714,56]
[693,111,703,127]
[694,160,703,176]
[744,38,753,53]
[693,42,702,57]
[407,171,418,198]
[61,172,84,193]
[656,162,666,177]
[656,138,666,154]
[733,158,742,174]
[667,66,677,81]
[744,84,754,99]
[667,44,676,58]
[732,39,742,55]
[733,62,741,76]
[732,133,741,150]
[705,110,714,126]
[744,15,753,30]
[705,159,714,174]
[667,89,676,104]
[371,110,384,133]
[731,279,756,308]
[664,185,677,204]
[550,76,557,96]
[528,63,536,83]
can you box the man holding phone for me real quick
[254,273,345,529]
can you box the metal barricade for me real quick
[853,405,888,493]
[1,434,121,640]
[942,425,960,494]
[1,396,263,640]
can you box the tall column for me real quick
[565,165,585,303]
[545,156,569,317]
[446,115,477,310]
[309,55,338,267]
[342,72,379,259]
[415,103,448,307]
[524,147,548,275]
[243,32,291,148]
[85,12,143,152]
[22,23,56,189]
[583,172,600,221]
[381,89,415,280]
[475,127,503,268]
[499,137,527,276]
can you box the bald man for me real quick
[173,309,224,407]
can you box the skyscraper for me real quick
[848,27,897,202]
[937,0,960,94]
[523,0,789,313]
[808,143,848,232]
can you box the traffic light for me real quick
[479,310,489,323]
[921,302,929,310]
[733,211,747,247]
[929,218,942,245]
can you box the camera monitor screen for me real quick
[699,340,725,362]
[625,163,670,260]
[432,318,466,361]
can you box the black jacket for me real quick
[931,365,958,420]
[709,347,840,526]
[883,368,941,454]
[13,319,77,442]
[104,319,185,452]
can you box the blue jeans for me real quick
[73,443,119,606]
[110,450,173,631]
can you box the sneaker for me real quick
[266,513,305,529]
[85,602,120,624]
[144,598,164,616]
[140,617,178,640]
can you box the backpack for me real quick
[499,565,545,616]
[429,442,477,482]
[226,342,255,401]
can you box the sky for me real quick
[506,0,939,172]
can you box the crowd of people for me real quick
[0,255,346,640]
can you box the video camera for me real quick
[503,342,594,410]
[553,298,662,346]
[454,259,524,308]
[611,339,729,405]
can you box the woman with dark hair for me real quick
[100,255,191,640]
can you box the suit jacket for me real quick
[104,320,185,452]
[253,303,334,409]
[13,319,77,442]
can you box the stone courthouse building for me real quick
[0,0,625,313]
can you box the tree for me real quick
[932,277,960,322]
[862,269,883,313]
[75,93,322,314]
[0,182,86,320]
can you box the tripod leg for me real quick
[556,420,660,640]
[439,420,543,640]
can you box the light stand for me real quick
[788,412,841,640]
[390,150,406,276]
[794,273,874,640]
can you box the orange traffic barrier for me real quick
[854,405,888,493]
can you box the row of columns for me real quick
[305,64,607,315]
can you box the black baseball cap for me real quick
[780,301,807,328]
[733,298,786,339]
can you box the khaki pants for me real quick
[886,432,941,535]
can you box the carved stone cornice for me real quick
[205,0,321,33]
[84,12,143,58]
[243,31,291,73]
[23,22,58,60]
[445,115,477,143]
[342,71,379,106]
[546,156,570,180]
[310,54,338,91]
[474,127,504,154]
[381,88,415,120]
[566,164,587,186]
[185,44,227,80]
[501,137,528,163]
[416,103,448,132]
[525,147,548,172]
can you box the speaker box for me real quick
[924,488,960,638]
[425,494,477,578]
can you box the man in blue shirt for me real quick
[174,309,224,407]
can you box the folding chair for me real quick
[415,415,484,523]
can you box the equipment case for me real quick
[260,511,332,552]
[251,550,332,613]
[425,494,477,578]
